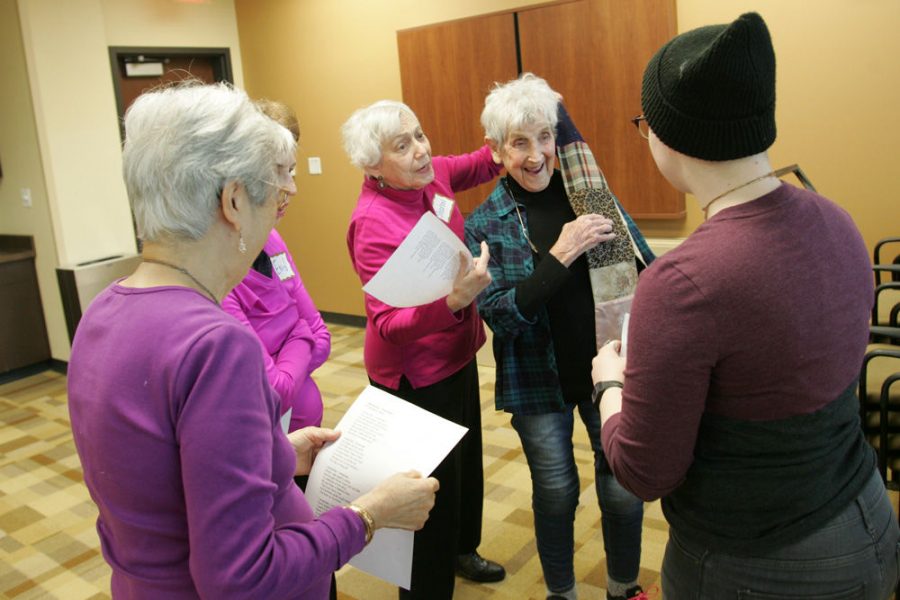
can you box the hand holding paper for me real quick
[592,339,626,388]
[447,241,491,312]
[303,386,466,588]
[363,212,477,308]
[353,471,438,531]
[287,426,341,476]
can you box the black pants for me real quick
[370,359,485,600]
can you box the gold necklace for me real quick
[703,170,776,218]
[142,258,219,304]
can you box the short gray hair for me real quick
[341,100,418,169]
[481,73,559,144]
[122,81,295,242]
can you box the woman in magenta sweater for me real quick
[67,82,438,600]
[341,100,505,599]
[224,101,330,435]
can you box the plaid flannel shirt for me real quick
[465,178,653,415]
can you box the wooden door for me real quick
[397,0,682,219]
[397,14,519,214]
[109,47,233,141]
[518,0,683,218]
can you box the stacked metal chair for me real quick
[860,237,900,485]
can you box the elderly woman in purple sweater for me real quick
[67,82,437,600]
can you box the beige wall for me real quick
[4,0,898,358]
[7,0,245,360]
[633,0,900,246]
[236,0,900,318]
[0,0,66,360]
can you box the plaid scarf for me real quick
[555,103,654,342]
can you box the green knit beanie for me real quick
[641,12,776,161]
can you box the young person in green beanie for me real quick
[592,12,900,598]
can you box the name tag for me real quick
[270,252,295,281]
[432,194,455,223]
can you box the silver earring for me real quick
[377,176,385,190]
[239,234,247,254]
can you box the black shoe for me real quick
[455,552,506,583]
[607,585,647,600]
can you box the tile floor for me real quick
[1,323,667,600]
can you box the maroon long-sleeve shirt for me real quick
[603,183,873,502]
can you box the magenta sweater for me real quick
[223,229,331,431]
[68,284,365,599]
[346,145,502,389]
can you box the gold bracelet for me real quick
[347,504,375,544]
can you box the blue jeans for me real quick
[511,400,644,593]
[663,468,900,599]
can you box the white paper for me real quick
[362,212,471,308]
[280,408,292,434]
[304,386,468,589]
[620,312,630,359]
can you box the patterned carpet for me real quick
[0,323,667,600]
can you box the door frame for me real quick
[108,46,233,139]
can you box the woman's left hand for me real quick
[592,340,626,385]
[287,426,341,476]
[447,242,492,312]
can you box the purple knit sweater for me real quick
[68,284,365,599]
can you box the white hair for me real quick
[481,73,559,144]
[341,100,418,169]
[122,81,296,242]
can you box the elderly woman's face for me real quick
[273,162,297,222]
[371,113,433,190]
[498,120,556,192]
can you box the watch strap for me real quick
[591,380,623,408]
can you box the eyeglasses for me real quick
[630,115,650,140]
[259,166,296,213]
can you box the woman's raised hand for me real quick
[446,241,492,312]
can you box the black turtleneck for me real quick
[251,249,272,278]
[508,171,597,405]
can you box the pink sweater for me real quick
[346,145,502,388]
[223,229,330,431]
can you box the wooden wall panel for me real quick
[398,14,518,214]
[518,0,683,218]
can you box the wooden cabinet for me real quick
[0,236,51,375]
[397,0,682,218]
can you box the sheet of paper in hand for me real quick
[304,385,467,589]
[362,212,472,307]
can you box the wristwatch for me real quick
[591,380,623,409]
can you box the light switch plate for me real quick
[308,157,322,175]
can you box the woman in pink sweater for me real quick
[341,100,504,599]
[223,101,330,435]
